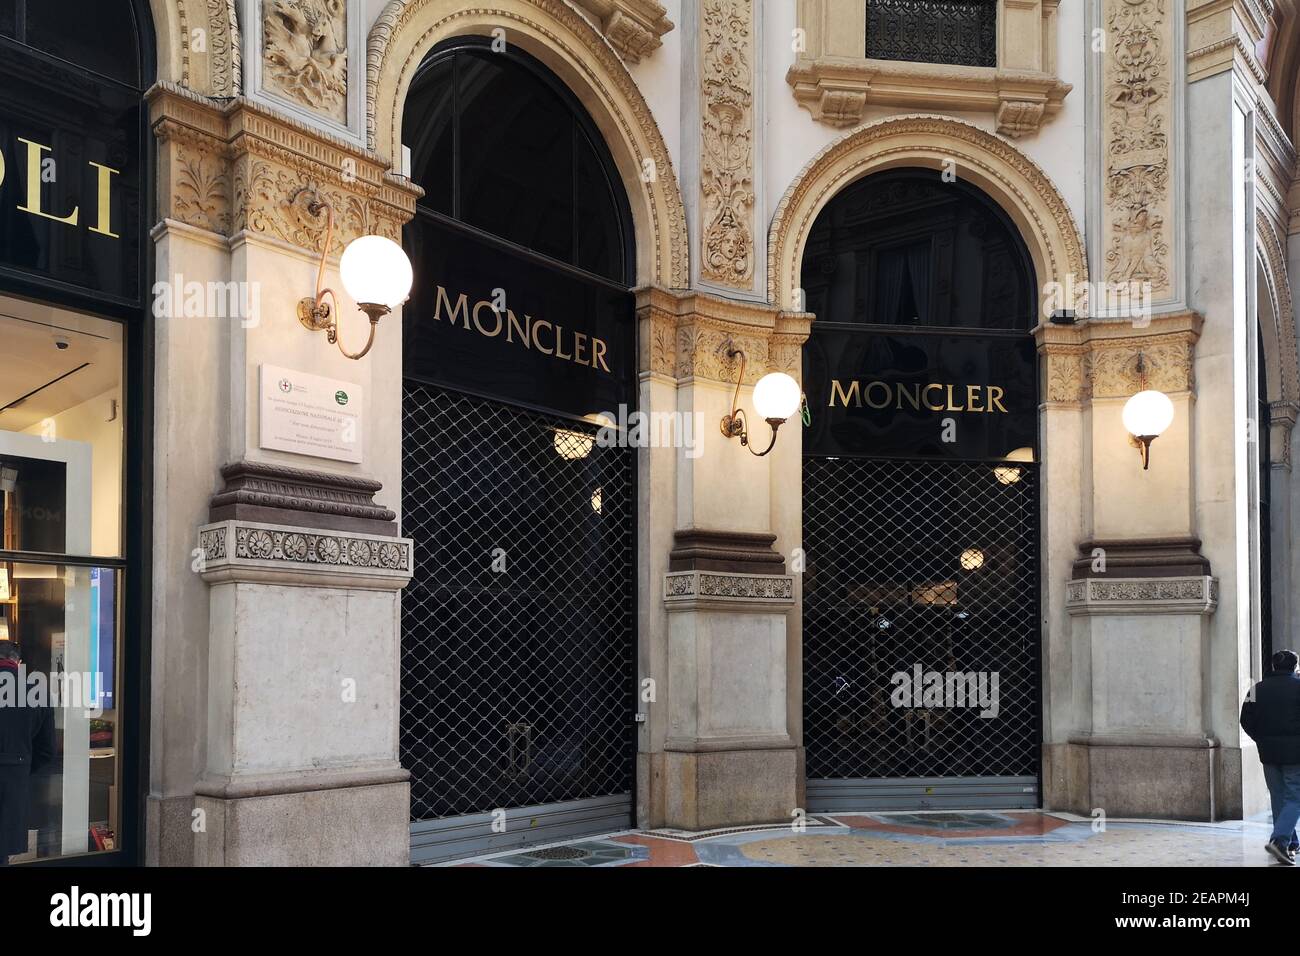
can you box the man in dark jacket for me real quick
[1241,649,1300,865]
[0,641,54,865]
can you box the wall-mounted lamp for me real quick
[298,198,413,360]
[1121,352,1174,471]
[719,344,802,457]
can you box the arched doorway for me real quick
[800,169,1043,811]
[0,0,154,863]
[399,38,637,863]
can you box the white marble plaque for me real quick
[259,364,362,463]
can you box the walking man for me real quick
[1241,649,1300,865]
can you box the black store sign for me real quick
[0,45,143,307]
[804,326,1037,460]
[404,215,635,420]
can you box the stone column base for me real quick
[663,747,799,830]
[1048,735,1222,821]
[193,771,410,866]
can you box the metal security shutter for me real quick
[802,456,1041,810]
[401,382,636,863]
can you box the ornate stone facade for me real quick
[637,286,811,384]
[263,0,350,123]
[1102,0,1174,299]
[699,0,755,290]
[149,82,418,253]
[1037,311,1202,406]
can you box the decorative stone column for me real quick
[636,286,810,829]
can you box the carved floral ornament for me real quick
[150,83,417,253]
[1102,0,1174,300]
[1037,312,1201,407]
[637,286,810,384]
[367,0,688,289]
[700,0,755,290]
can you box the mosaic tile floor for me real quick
[449,811,1297,868]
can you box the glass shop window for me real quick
[0,299,124,862]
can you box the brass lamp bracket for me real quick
[295,192,380,360]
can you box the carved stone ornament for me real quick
[1065,575,1218,616]
[1035,310,1202,406]
[149,82,419,253]
[663,570,795,608]
[699,0,755,290]
[1102,0,1173,299]
[568,0,674,63]
[637,285,811,384]
[198,520,414,589]
[172,0,243,97]
[263,0,349,123]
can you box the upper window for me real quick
[866,0,997,68]
[403,42,632,285]
[800,169,1037,331]
[0,0,144,88]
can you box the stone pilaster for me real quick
[145,84,420,865]
[635,286,810,829]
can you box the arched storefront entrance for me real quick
[799,169,1043,811]
[399,38,638,863]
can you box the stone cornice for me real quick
[636,285,812,384]
[1187,0,1269,83]
[147,81,421,253]
[1036,311,1204,405]
[569,0,674,63]
[786,57,1071,138]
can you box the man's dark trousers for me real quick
[1262,764,1300,847]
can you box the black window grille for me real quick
[866,0,998,68]
[400,382,636,821]
[802,457,1041,780]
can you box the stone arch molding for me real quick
[768,114,1088,315]
[148,0,242,97]
[368,0,688,289]
[1256,220,1300,464]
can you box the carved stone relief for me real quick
[700,0,755,290]
[149,83,417,252]
[1103,0,1173,299]
[263,0,349,123]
